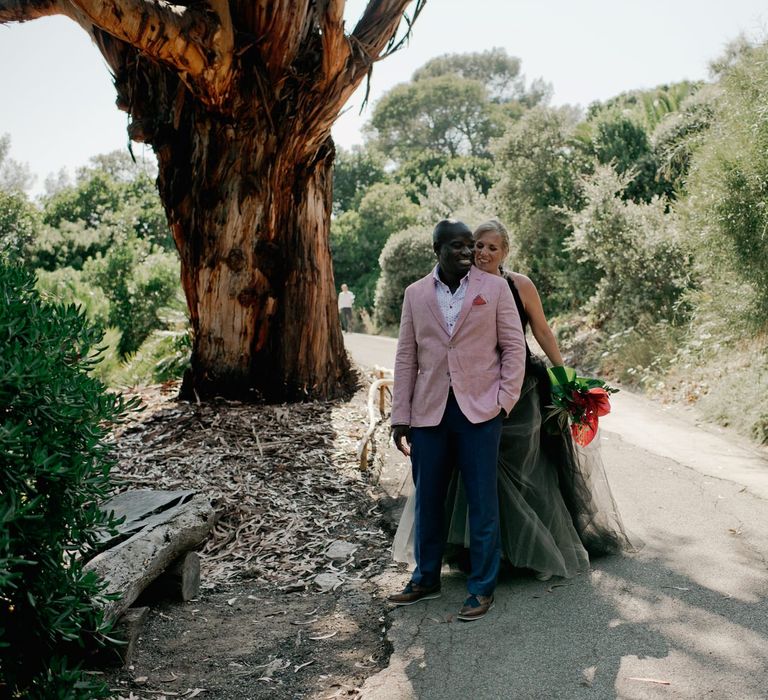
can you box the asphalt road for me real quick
[343,332,768,700]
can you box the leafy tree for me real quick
[579,83,702,202]
[0,133,35,193]
[652,85,719,195]
[369,75,500,162]
[332,145,388,215]
[367,50,549,199]
[28,220,114,271]
[0,188,39,261]
[30,155,173,270]
[491,105,591,313]
[415,174,490,226]
[586,82,699,133]
[87,149,158,183]
[412,47,550,105]
[331,182,418,309]
[588,110,667,202]
[395,151,496,200]
[1,0,426,402]
[42,169,122,230]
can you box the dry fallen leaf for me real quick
[628,677,671,685]
[110,379,393,601]
[308,630,339,641]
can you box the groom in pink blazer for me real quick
[389,219,526,621]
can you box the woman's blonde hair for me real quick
[473,218,510,256]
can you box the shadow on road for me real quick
[384,542,768,699]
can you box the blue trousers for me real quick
[410,393,503,596]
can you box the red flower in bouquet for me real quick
[547,368,618,447]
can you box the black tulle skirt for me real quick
[393,356,633,578]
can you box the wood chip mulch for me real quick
[109,379,393,591]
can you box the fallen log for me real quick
[142,551,201,603]
[94,606,150,667]
[85,491,214,623]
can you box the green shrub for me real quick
[27,220,113,272]
[84,235,181,356]
[374,226,435,328]
[35,266,110,327]
[566,165,694,333]
[112,322,191,387]
[683,41,768,326]
[0,260,137,697]
[0,189,39,262]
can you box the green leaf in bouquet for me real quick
[547,365,576,387]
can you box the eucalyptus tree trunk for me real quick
[1,0,425,401]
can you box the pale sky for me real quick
[1,0,766,195]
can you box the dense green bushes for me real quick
[0,260,137,697]
[566,165,693,333]
[84,235,181,356]
[683,41,768,326]
[0,145,189,387]
[374,226,435,328]
[0,188,38,262]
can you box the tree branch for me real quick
[239,0,313,79]
[68,0,234,103]
[352,0,426,61]
[320,0,349,81]
[0,0,64,22]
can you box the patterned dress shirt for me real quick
[432,264,470,336]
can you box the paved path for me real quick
[344,332,768,699]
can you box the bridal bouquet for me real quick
[546,366,618,447]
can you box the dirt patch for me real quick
[102,378,403,699]
[108,581,391,699]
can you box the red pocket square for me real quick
[472,294,487,306]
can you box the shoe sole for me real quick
[457,600,495,621]
[388,592,442,607]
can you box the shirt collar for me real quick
[432,264,471,288]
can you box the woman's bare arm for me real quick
[511,273,565,367]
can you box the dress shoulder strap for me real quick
[503,271,530,333]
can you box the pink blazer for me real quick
[391,266,526,428]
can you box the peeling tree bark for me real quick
[0,0,426,401]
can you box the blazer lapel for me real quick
[451,266,485,338]
[422,276,450,335]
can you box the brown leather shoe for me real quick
[387,581,441,606]
[457,594,494,621]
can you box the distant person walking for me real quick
[338,284,355,332]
